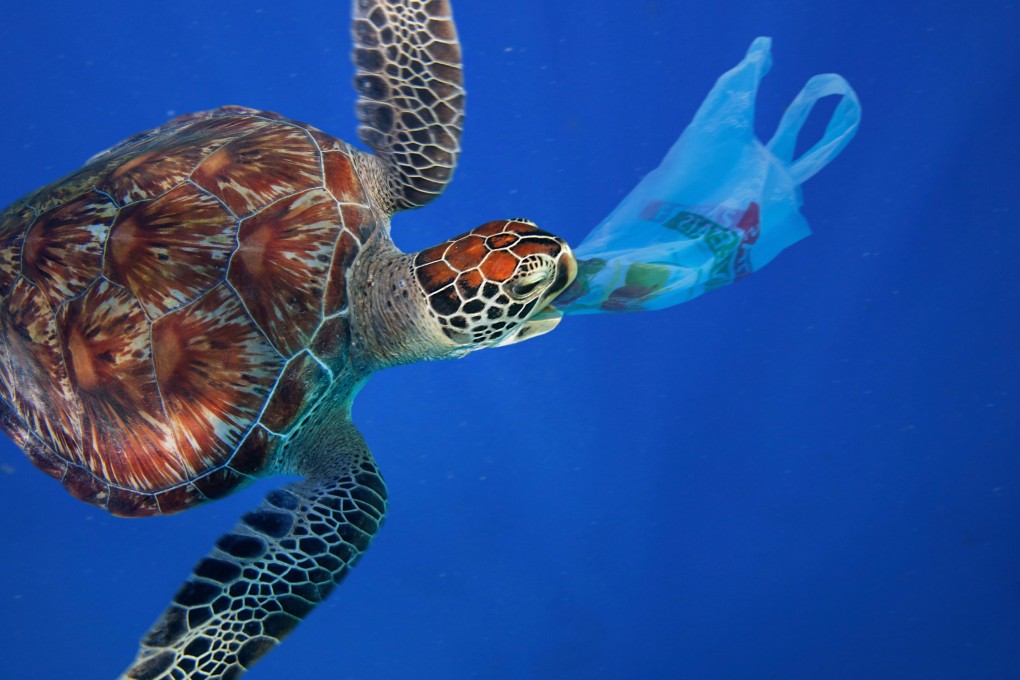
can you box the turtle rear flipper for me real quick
[352,0,464,212]
[121,452,387,680]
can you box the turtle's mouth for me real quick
[493,245,577,348]
[550,245,578,301]
[530,245,578,320]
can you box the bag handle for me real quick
[766,74,862,185]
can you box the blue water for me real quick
[1,1,1018,678]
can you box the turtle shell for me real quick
[0,107,382,517]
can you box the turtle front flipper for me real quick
[352,0,464,212]
[121,453,387,680]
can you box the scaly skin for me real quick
[123,448,386,680]
[352,0,465,211]
[121,220,575,679]
[0,2,574,678]
[348,219,576,369]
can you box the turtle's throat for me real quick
[347,236,458,369]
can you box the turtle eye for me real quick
[507,254,555,300]
[510,278,542,298]
[508,269,551,300]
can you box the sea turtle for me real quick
[0,1,577,677]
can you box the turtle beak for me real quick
[529,244,577,322]
[493,243,576,347]
[551,244,578,300]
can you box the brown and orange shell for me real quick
[0,107,381,517]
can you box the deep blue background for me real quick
[1,1,1019,678]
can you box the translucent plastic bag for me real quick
[553,37,861,315]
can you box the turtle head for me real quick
[412,220,577,355]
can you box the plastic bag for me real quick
[552,37,861,315]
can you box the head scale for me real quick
[413,220,576,353]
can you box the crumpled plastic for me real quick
[552,37,861,315]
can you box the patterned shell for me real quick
[0,107,381,517]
